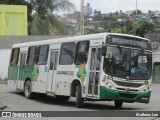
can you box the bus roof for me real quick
[12,33,150,48]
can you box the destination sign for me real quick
[106,35,152,50]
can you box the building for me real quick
[124,10,133,16]
[0,5,27,35]
[62,11,81,35]
[84,3,92,16]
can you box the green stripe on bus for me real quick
[8,65,34,81]
[99,86,151,103]
[8,65,19,80]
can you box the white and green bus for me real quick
[8,33,152,108]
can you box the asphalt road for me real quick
[0,83,160,120]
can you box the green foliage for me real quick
[30,0,75,35]
[0,0,75,35]
[124,21,155,37]
[0,0,25,5]
[102,20,120,30]
[111,28,122,33]
[84,28,109,35]
[31,13,68,35]
[125,21,134,33]
[135,21,155,37]
[132,9,142,15]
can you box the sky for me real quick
[68,0,160,14]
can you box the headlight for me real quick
[105,81,116,90]
[140,86,151,93]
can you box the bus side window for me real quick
[74,41,90,65]
[36,45,49,65]
[10,48,20,65]
[59,42,76,65]
[26,46,37,65]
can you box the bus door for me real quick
[88,47,102,97]
[47,50,59,93]
[18,52,27,89]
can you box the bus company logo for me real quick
[32,65,39,81]
[126,88,130,92]
[77,64,87,82]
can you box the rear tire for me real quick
[24,81,33,99]
[114,100,123,108]
[76,85,83,108]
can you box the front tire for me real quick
[76,85,83,108]
[114,100,123,108]
[24,81,33,99]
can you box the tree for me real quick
[111,28,122,33]
[30,0,75,35]
[0,0,25,4]
[124,21,134,34]
[124,21,155,37]
[135,21,155,37]
[132,9,142,15]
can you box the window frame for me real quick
[74,41,90,65]
[10,48,20,65]
[59,42,76,65]
[26,46,37,65]
[36,45,49,65]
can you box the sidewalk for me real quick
[0,81,7,110]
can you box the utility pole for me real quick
[80,0,84,35]
[136,0,137,16]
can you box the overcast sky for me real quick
[68,0,160,14]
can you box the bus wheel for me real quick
[114,100,123,108]
[76,85,83,108]
[24,81,33,99]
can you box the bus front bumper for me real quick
[100,86,151,103]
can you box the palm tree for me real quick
[30,0,75,35]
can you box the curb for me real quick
[0,80,7,84]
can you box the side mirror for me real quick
[101,45,107,56]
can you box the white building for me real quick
[124,10,133,16]
[84,3,92,16]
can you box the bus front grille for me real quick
[117,88,139,92]
[118,93,137,99]
[113,80,143,88]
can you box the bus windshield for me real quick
[103,46,152,80]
